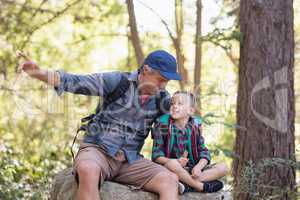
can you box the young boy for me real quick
[151,91,228,193]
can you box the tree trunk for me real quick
[233,1,295,200]
[194,0,202,112]
[174,0,187,90]
[126,0,144,67]
[127,26,132,71]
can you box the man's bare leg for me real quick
[75,160,102,200]
[143,171,179,200]
[196,163,229,182]
[164,160,204,192]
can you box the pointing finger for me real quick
[16,50,31,61]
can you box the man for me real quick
[18,50,182,200]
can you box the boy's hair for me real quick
[173,91,196,107]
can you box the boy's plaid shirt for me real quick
[151,114,211,167]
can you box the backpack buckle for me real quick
[81,114,95,123]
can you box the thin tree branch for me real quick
[20,0,82,50]
[136,0,176,43]
[66,33,128,46]
[31,0,48,19]
[207,39,239,66]
[126,0,144,66]
[0,85,43,110]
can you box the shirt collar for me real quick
[169,116,195,129]
[128,70,139,82]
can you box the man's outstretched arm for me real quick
[17,52,121,96]
[17,52,60,87]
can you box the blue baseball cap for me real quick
[143,50,181,80]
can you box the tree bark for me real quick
[174,0,187,90]
[233,1,295,200]
[126,0,144,67]
[138,0,187,88]
[194,0,202,111]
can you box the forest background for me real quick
[0,0,299,199]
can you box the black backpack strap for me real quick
[81,73,130,123]
[71,126,87,162]
[97,74,130,112]
[155,90,170,117]
[71,73,131,161]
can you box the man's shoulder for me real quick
[101,71,135,92]
[101,71,128,79]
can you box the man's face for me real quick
[138,65,169,95]
[170,93,194,120]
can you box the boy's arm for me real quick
[196,126,211,167]
[195,158,208,170]
[19,59,121,96]
[191,133,211,177]
[155,157,172,165]
[151,122,170,164]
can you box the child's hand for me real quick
[177,157,189,167]
[191,165,202,178]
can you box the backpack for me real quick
[70,72,169,160]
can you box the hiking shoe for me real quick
[203,180,223,193]
[181,182,196,193]
[178,182,185,195]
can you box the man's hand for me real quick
[16,51,60,86]
[191,165,202,178]
[17,51,40,76]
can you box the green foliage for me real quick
[0,0,298,199]
[235,158,299,200]
[0,1,129,199]
[0,141,69,199]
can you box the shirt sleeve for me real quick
[54,70,122,96]
[151,122,167,161]
[197,125,211,164]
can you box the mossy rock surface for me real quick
[50,168,232,200]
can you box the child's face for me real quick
[170,93,195,120]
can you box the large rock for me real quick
[50,168,232,200]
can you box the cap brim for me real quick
[159,71,182,80]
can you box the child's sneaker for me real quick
[203,180,223,193]
[178,182,185,195]
[181,182,196,193]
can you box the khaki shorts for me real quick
[73,143,168,189]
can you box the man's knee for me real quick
[76,160,101,182]
[156,171,179,191]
